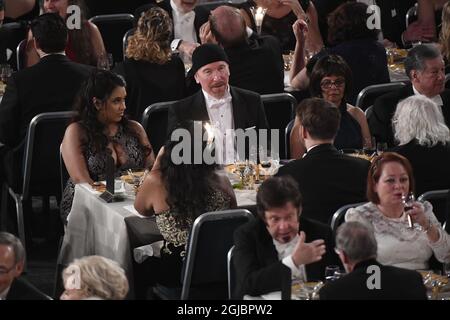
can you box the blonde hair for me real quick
[62,256,129,300]
[439,1,450,61]
[126,7,172,64]
[393,95,450,147]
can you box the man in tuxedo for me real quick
[0,13,92,187]
[319,221,427,300]
[369,44,450,147]
[198,5,284,95]
[135,0,209,59]
[167,43,269,164]
[276,98,370,225]
[233,176,339,299]
[0,232,48,300]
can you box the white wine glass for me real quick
[402,192,416,229]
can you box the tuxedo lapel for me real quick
[230,87,247,130]
[190,91,210,121]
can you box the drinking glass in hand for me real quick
[402,192,415,229]
[97,52,113,70]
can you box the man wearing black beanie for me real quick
[168,43,269,164]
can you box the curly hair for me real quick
[159,121,219,225]
[72,70,143,153]
[126,7,172,64]
[62,255,129,300]
[327,2,379,46]
[439,1,450,61]
[393,95,450,147]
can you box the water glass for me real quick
[376,142,388,155]
[0,64,13,83]
[325,265,340,282]
[97,52,113,70]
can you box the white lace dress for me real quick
[345,202,450,270]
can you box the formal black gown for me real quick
[334,101,363,151]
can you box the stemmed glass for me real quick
[250,6,267,34]
[402,192,416,229]
[325,265,340,283]
[97,52,114,70]
[297,281,324,300]
[0,64,13,83]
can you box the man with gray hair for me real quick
[369,44,450,147]
[0,232,48,300]
[319,222,427,300]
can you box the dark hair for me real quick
[73,70,142,153]
[327,2,378,46]
[296,98,341,140]
[256,176,302,221]
[160,121,220,224]
[30,13,68,53]
[404,44,442,79]
[367,152,415,204]
[309,54,352,100]
[209,5,247,48]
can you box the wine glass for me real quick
[402,192,416,229]
[0,64,12,83]
[97,52,113,70]
[297,281,324,300]
[325,265,340,283]
[376,142,388,155]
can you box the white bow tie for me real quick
[210,96,232,108]
[176,10,195,23]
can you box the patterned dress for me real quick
[154,189,232,287]
[60,124,148,222]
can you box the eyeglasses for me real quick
[0,264,16,275]
[320,79,345,89]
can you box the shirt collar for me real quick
[0,286,10,300]
[170,0,195,19]
[40,51,66,59]
[273,234,299,258]
[412,85,444,106]
[202,86,232,109]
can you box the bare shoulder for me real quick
[64,122,86,139]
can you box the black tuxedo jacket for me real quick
[369,85,450,147]
[167,86,269,134]
[135,0,209,42]
[6,277,50,300]
[391,140,450,196]
[319,259,427,300]
[233,216,340,299]
[0,54,92,149]
[276,144,370,225]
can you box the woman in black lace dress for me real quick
[134,121,237,289]
[60,70,155,223]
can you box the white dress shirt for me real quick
[273,234,307,282]
[203,87,235,164]
[0,286,10,300]
[412,85,444,106]
[170,0,197,51]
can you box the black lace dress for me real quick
[60,124,148,222]
[154,190,232,287]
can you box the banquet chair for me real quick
[355,82,407,111]
[16,39,27,71]
[180,209,254,300]
[141,101,176,154]
[1,111,75,252]
[227,245,235,300]
[122,28,135,60]
[405,3,418,28]
[418,189,450,232]
[89,14,135,64]
[330,202,367,232]
[284,119,295,159]
[261,93,297,160]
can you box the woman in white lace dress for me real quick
[345,152,450,270]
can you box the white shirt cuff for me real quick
[171,39,182,52]
[282,255,304,280]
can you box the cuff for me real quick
[282,255,303,280]
[170,39,182,52]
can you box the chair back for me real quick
[141,101,175,154]
[181,209,254,300]
[405,3,418,28]
[16,39,27,71]
[22,111,75,200]
[89,14,135,63]
[330,202,367,232]
[284,119,295,159]
[418,189,450,229]
[355,82,407,111]
[0,22,27,68]
[227,245,235,300]
[122,28,135,61]
[261,93,297,160]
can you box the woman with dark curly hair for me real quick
[290,55,371,158]
[25,0,105,67]
[291,2,390,104]
[134,120,236,289]
[60,70,155,223]
[114,7,185,120]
